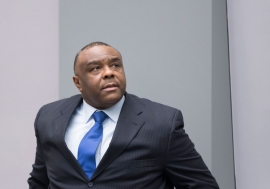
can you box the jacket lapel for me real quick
[91,93,145,180]
[52,95,89,181]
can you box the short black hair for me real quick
[74,41,111,74]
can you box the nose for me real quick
[103,66,114,79]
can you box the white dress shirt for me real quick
[64,96,125,166]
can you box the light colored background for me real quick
[0,1,59,188]
[3,0,269,189]
[227,0,270,188]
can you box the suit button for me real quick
[88,182,93,188]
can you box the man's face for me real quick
[73,45,126,109]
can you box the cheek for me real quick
[120,74,126,86]
[84,78,101,91]
[80,78,92,91]
[117,70,125,80]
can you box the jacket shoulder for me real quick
[127,93,179,112]
[39,94,82,113]
[126,93,182,123]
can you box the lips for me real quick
[102,82,118,89]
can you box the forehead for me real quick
[77,46,122,64]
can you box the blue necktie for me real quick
[78,111,108,179]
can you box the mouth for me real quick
[102,82,118,91]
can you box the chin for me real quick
[103,93,122,104]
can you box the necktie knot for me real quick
[93,111,108,124]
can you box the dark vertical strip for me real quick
[225,0,237,188]
[212,0,236,188]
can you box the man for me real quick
[28,42,219,188]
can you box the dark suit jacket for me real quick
[28,93,219,189]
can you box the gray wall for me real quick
[228,0,270,188]
[59,1,235,188]
[0,1,59,188]
[212,1,235,188]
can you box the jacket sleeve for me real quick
[28,108,49,189]
[165,110,219,189]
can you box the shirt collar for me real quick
[82,95,125,123]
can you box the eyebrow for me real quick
[108,57,121,62]
[86,60,100,65]
[86,57,121,66]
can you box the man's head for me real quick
[73,42,126,109]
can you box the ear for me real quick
[73,76,82,92]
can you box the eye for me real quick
[91,66,101,72]
[112,63,120,68]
